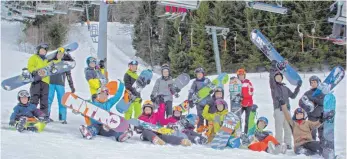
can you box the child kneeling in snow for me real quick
[9,90,49,132]
[138,99,191,146]
[160,106,207,145]
[244,117,287,154]
[202,99,229,143]
[79,87,133,142]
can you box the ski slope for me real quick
[1,21,346,159]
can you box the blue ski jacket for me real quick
[10,103,44,121]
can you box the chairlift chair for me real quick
[328,1,346,25]
[158,0,200,10]
[36,1,55,12]
[246,1,288,14]
[21,6,37,18]
[90,24,99,43]
[90,1,100,5]
[69,2,85,12]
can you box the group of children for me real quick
[9,45,334,157]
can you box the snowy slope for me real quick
[1,21,346,159]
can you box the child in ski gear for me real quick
[236,68,254,134]
[124,60,142,120]
[229,76,242,119]
[151,64,175,117]
[9,90,48,132]
[269,60,301,149]
[47,48,75,124]
[188,67,213,132]
[202,98,229,143]
[299,75,325,143]
[84,56,107,96]
[281,104,334,156]
[27,43,50,119]
[138,100,192,146]
[246,117,287,154]
[79,86,132,141]
[210,86,224,113]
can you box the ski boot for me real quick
[16,117,27,132]
[267,141,279,155]
[279,143,287,154]
[180,139,192,146]
[152,136,165,145]
[79,125,93,140]
[60,120,67,124]
[194,136,208,145]
[117,129,133,142]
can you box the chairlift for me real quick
[69,2,85,12]
[90,24,99,43]
[328,1,346,25]
[12,13,24,21]
[158,0,200,10]
[21,6,37,18]
[246,0,288,14]
[36,1,55,12]
[90,1,100,5]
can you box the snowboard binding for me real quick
[276,61,287,72]
[301,95,315,112]
[21,68,32,81]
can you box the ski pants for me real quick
[124,97,142,120]
[183,129,201,144]
[30,81,49,116]
[196,104,207,128]
[48,84,66,120]
[248,135,279,152]
[295,141,322,156]
[241,106,252,134]
[311,123,324,144]
[274,108,292,146]
[142,129,183,145]
[87,124,123,140]
[165,101,173,117]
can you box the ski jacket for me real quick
[124,69,138,95]
[10,103,45,121]
[269,64,300,110]
[27,54,50,84]
[151,76,174,102]
[159,114,178,126]
[254,129,273,142]
[188,77,212,106]
[299,88,325,121]
[85,87,125,126]
[138,102,165,125]
[85,67,105,95]
[202,105,228,135]
[240,79,254,107]
[287,119,321,149]
[49,54,75,88]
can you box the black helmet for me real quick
[309,75,321,84]
[36,43,49,53]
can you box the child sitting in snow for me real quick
[78,86,133,142]
[137,99,192,146]
[202,98,229,143]
[9,90,48,132]
[243,117,287,155]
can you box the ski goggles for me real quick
[295,108,305,114]
[97,87,109,95]
[128,60,138,65]
[215,87,223,92]
[194,67,205,74]
[18,90,30,98]
[173,106,182,112]
[89,58,97,64]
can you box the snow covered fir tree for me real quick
[1,1,346,159]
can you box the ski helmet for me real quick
[213,86,224,98]
[274,71,283,82]
[17,90,30,103]
[236,69,246,75]
[214,99,228,111]
[142,100,154,113]
[185,114,199,125]
[161,64,170,76]
[194,67,205,74]
[292,107,307,120]
[128,60,138,66]
[309,75,321,84]
[36,43,49,54]
[57,47,65,54]
[172,105,183,118]
[86,56,97,66]
[257,117,269,128]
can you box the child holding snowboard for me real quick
[281,104,334,156]
[150,64,175,117]
[138,100,192,146]
[79,86,133,142]
[9,90,49,132]
[299,76,325,144]
[236,68,254,134]
[124,60,142,120]
[269,60,301,149]
[188,67,213,133]
[202,99,229,143]
[84,56,107,96]
[244,117,287,154]
[47,47,75,124]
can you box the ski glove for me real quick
[70,86,76,93]
[157,95,165,103]
[9,120,15,127]
[320,110,335,123]
[297,80,302,87]
[150,94,156,102]
[188,100,194,108]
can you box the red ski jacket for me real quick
[241,79,254,107]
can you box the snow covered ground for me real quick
[1,21,346,159]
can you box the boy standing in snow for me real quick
[124,60,142,120]
[47,47,75,124]
[269,60,301,149]
[150,64,176,117]
[9,90,49,132]
[299,75,325,144]
[27,43,50,120]
[79,86,133,142]
[188,67,212,133]
[84,56,107,96]
[236,68,254,134]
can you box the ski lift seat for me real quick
[328,1,346,25]
[158,0,200,10]
[36,3,54,11]
[247,2,288,14]
[69,6,84,12]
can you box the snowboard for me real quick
[177,100,189,114]
[169,73,190,97]
[127,119,175,135]
[312,66,345,97]
[229,77,242,112]
[46,42,79,60]
[210,112,241,150]
[104,80,132,115]
[61,92,129,132]
[133,69,153,93]
[250,29,302,86]
[322,93,336,159]
[247,104,259,136]
[299,95,315,113]
[2,60,76,91]
[192,73,229,103]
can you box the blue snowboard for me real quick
[312,66,345,97]
[46,42,79,60]
[322,93,336,159]
[211,112,240,150]
[250,29,302,86]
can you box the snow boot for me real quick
[279,143,287,154]
[16,117,27,132]
[194,136,208,145]
[181,139,192,146]
[287,144,292,150]
[117,130,133,142]
[267,141,280,155]
[79,125,93,140]
[60,120,67,124]
[152,136,165,145]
